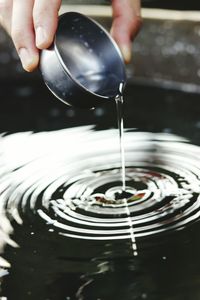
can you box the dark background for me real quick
[143,0,200,10]
[63,0,200,10]
[0,1,200,135]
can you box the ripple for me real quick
[0,126,200,266]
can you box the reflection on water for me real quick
[0,126,200,299]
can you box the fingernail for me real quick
[18,48,35,72]
[36,26,47,48]
[120,45,132,64]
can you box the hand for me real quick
[111,0,142,63]
[0,0,62,72]
[0,0,141,72]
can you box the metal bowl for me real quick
[40,12,126,109]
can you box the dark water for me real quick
[0,127,200,299]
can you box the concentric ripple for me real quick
[0,126,200,260]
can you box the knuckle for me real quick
[130,15,143,38]
[33,7,45,26]
[130,14,142,28]
[11,28,24,46]
[33,12,47,28]
[33,16,41,28]
[135,15,143,29]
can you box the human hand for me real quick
[0,0,141,72]
[0,0,62,72]
[111,0,142,63]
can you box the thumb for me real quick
[111,0,142,63]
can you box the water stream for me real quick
[115,85,138,256]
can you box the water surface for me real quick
[0,126,200,299]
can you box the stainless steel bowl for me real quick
[40,12,126,109]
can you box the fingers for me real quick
[12,0,39,72]
[33,0,61,49]
[0,0,61,72]
[111,0,142,63]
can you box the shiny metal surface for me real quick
[40,12,126,109]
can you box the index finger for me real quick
[33,0,61,49]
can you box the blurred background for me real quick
[0,0,200,140]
